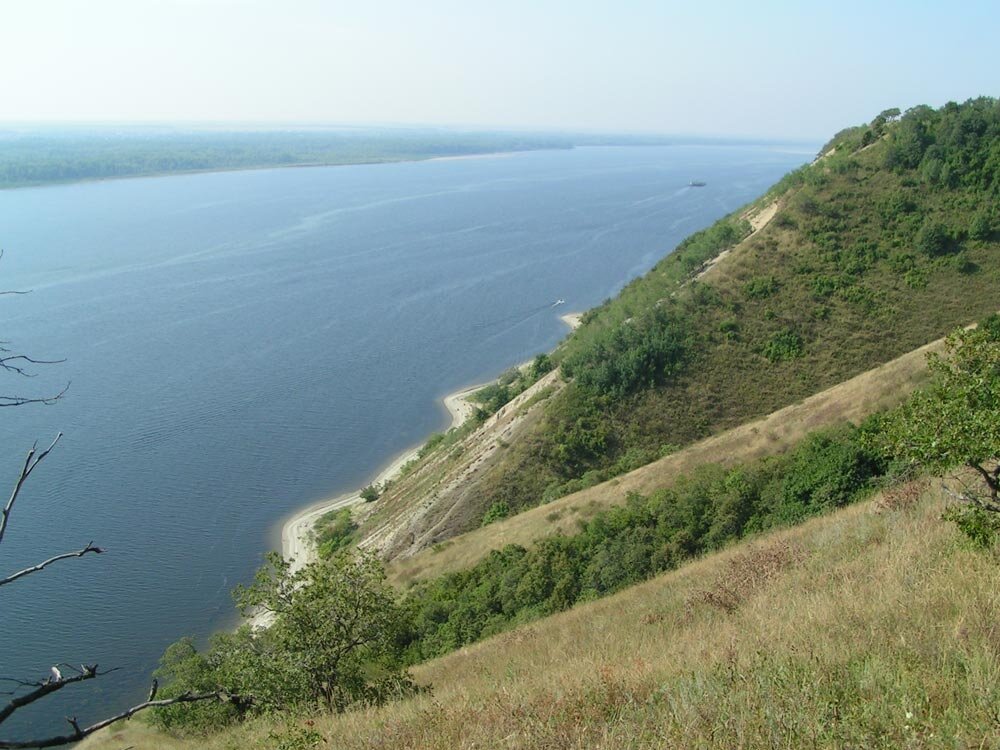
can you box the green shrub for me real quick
[315,508,358,558]
[762,329,804,362]
[942,505,1000,548]
[915,219,952,256]
[743,275,779,299]
[481,501,511,526]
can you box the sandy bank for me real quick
[270,308,583,592]
[560,312,583,330]
[275,381,485,581]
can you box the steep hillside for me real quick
[388,331,944,584]
[83,485,1000,749]
[358,97,1000,558]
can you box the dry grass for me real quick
[85,485,1000,749]
[389,334,943,585]
[687,540,808,614]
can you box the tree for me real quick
[877,324,1000,511]
[1,269,238,748]
[154,550,416,733]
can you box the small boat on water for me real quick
[689,180,707,187]
[553,299,565,306]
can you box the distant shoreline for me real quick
[0,149,551,192]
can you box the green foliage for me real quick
[481,501,511,526]
[266,725,324,750]
[980,313,1000,341]
[969,211,994,241]
[561,307,691,399]
[915,219,952,256]
[360,484,380,503]
[873,325,1000,509]
[315,508,358,559]
[761,329,804,362]
[467,360,550,418]
[941,504,1000,548]
[429,97,1000,530]
[402,425,887,663]
[151,638,242,734]
[743,275,779,299]
[154,552,415,733]
[0,129,577,188]
[529,353,553,379]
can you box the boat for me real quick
[553,299,565,306]
[689,181,707,187]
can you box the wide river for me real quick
[0,144,811,734]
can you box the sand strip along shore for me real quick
[560,312,583,330]
[276,312,583,580]
[276,380,493,581]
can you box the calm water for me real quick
[0,144,811,733]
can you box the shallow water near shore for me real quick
[0,143,811,734]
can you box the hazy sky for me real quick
[0,0,996,139]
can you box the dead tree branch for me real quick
[0,542,104,588]
[0,666,242,749]
[0,435,62,548]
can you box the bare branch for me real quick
[0,354,67,377]
[0,542,105,588]
[0,686,243,749]
[0,385,70,409]
[0,435,62,548]
[0,665,106,727]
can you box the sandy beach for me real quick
[274,311,583,583]
[275,380,487,580]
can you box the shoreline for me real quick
[274,379,489,580]
[273,311,585,581]
[0,149,548,192]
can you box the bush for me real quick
[942,505,1000,548]
[762,329,804,362]
[481,501,511,526]
[743,275,779,300]
[402,424,886,663]
[969,212,993,241]
[915,219,952,256]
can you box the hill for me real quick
[356,97,1000,561]
[82,483,1000,748]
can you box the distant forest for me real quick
[0,126,797,189]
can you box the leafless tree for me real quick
[1,262,245,748]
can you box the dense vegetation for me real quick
[454,97,1000,524]
[399,420,890,662]
[153,552,415,735]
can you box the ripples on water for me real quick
[0,144,812,733]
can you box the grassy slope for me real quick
[85,486,1000,749]
[388,329,945,584]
